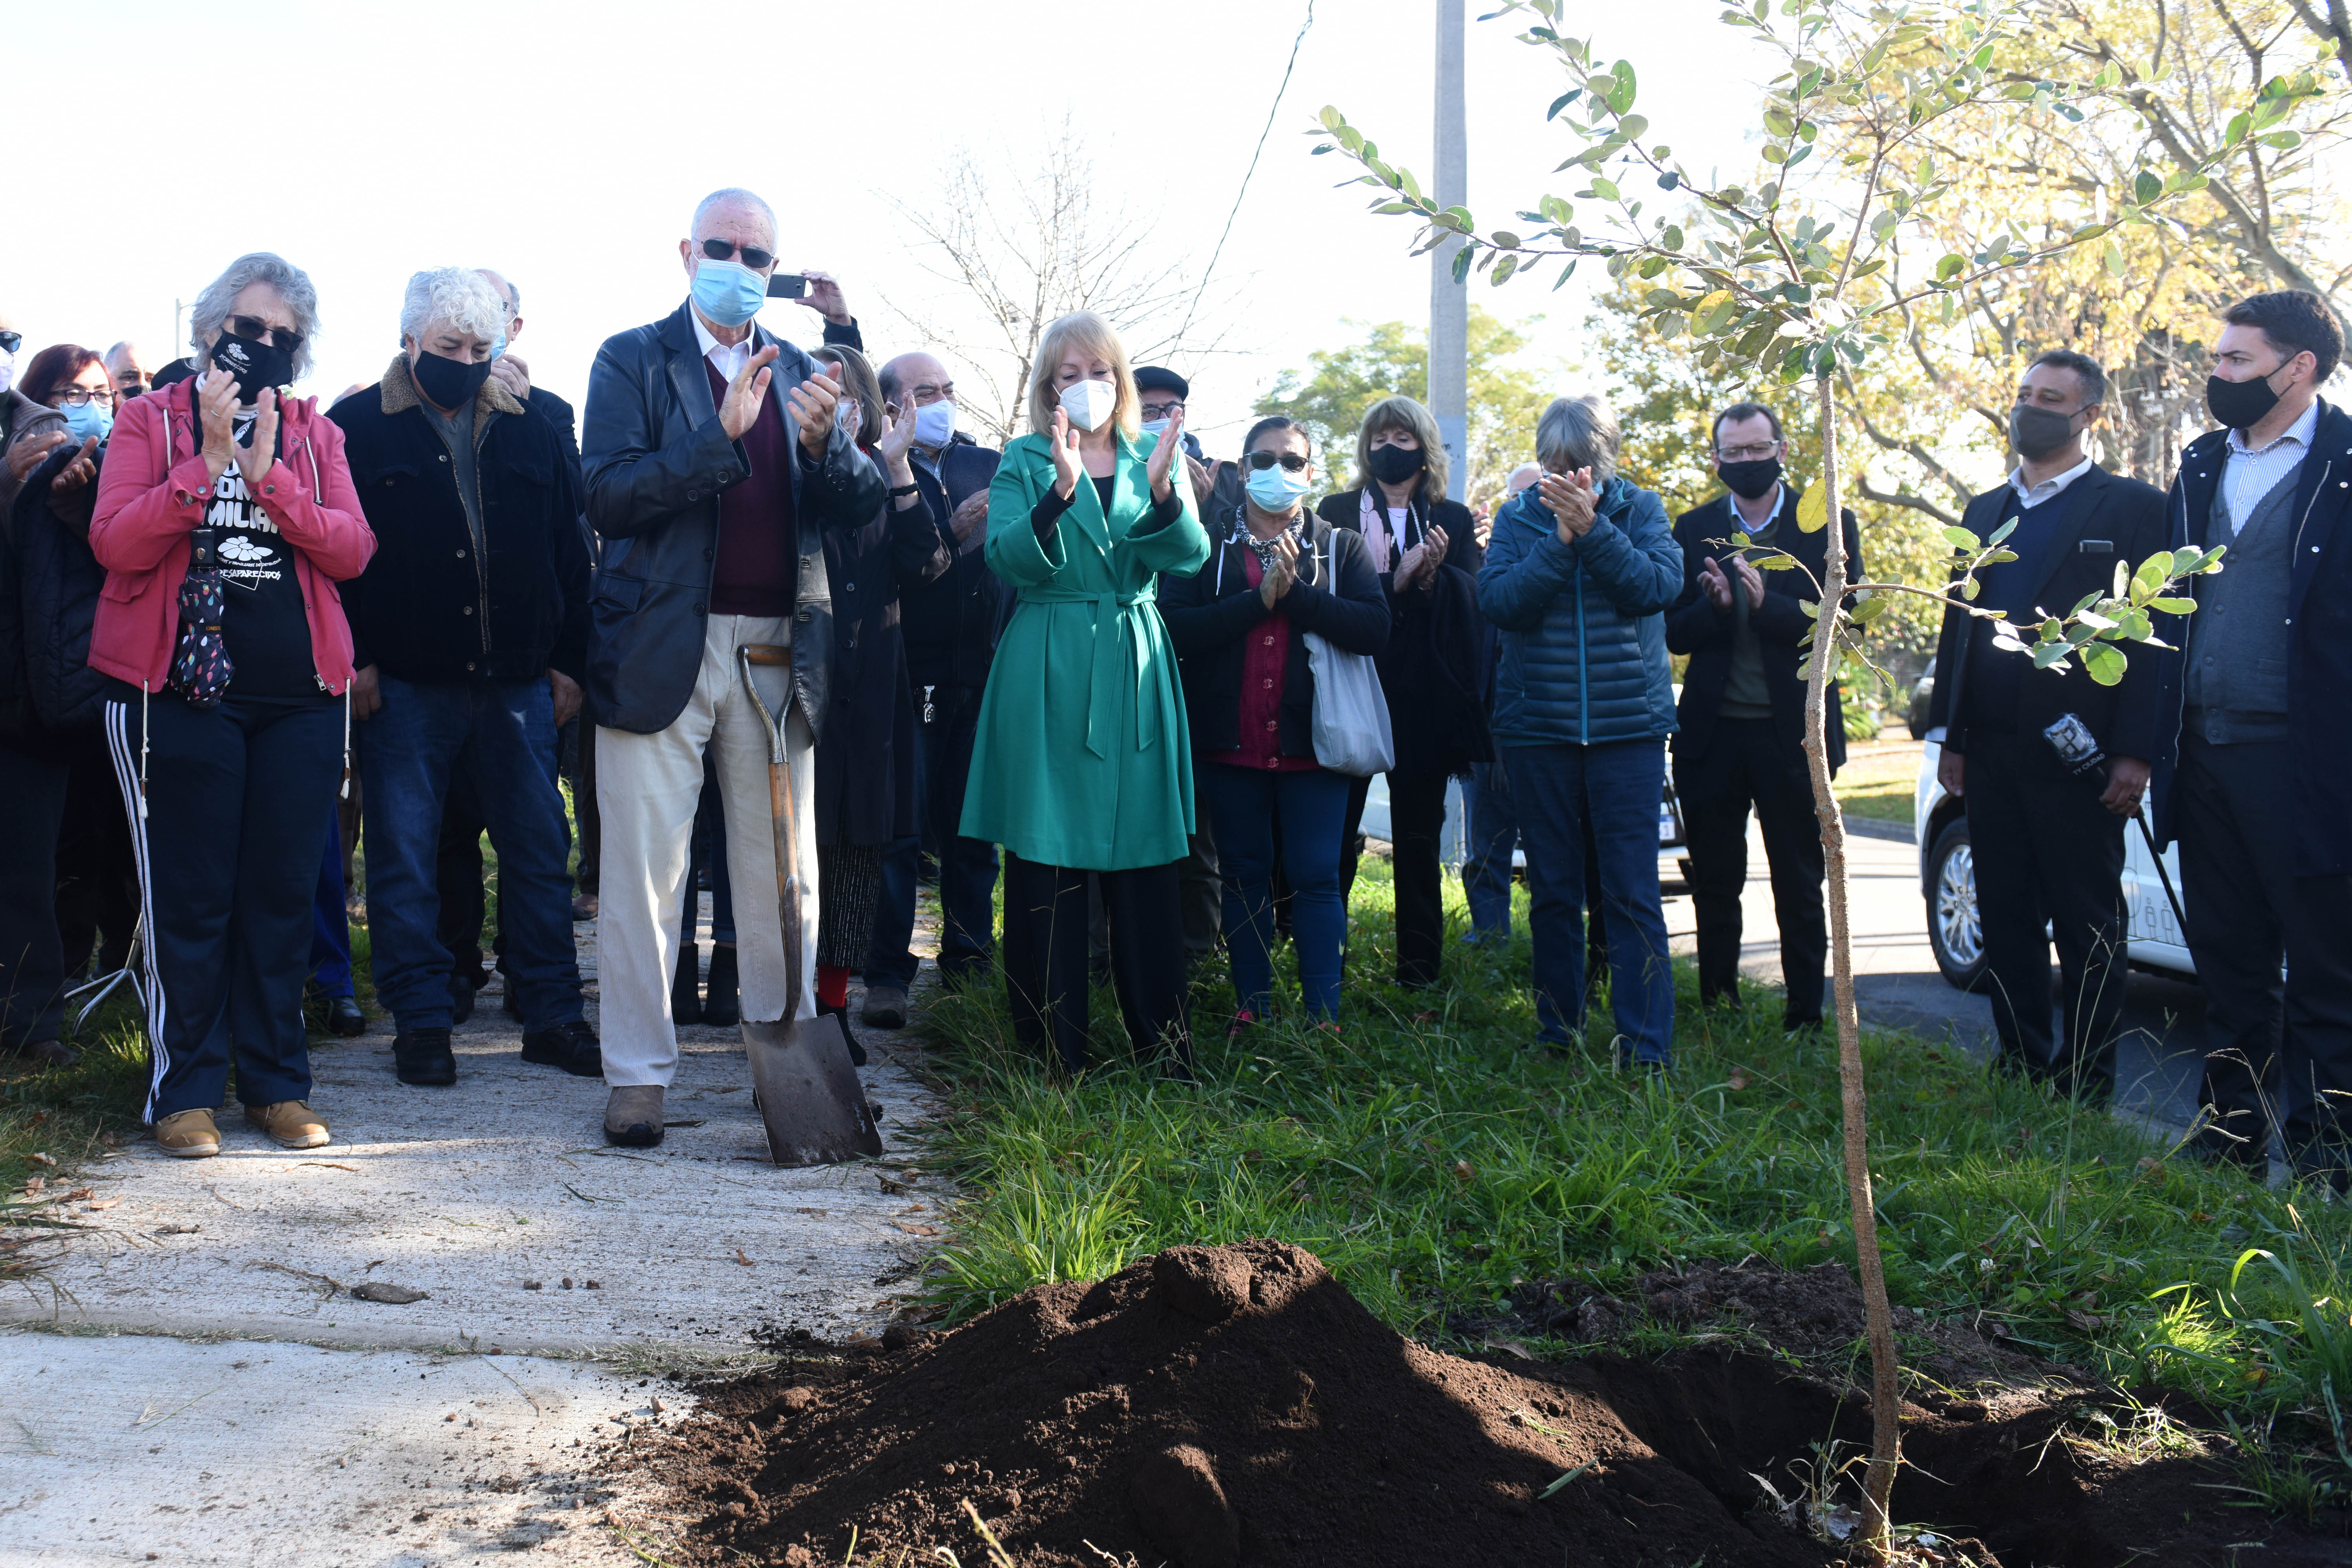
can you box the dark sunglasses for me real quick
[0,331,20,354]
[228,314,306,355]
[701,237,776,272]
[1245,450,1310,473]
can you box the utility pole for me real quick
[1430,0,1468,503]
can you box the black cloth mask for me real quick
[1368,444,1425,486]
[207,331,293,403]
[2206,369,2284,433]
[1717,457,1781,501]
[2009,405,2080,461]
[412,349,493,412]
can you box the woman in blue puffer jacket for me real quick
[1479,392,1682,1067]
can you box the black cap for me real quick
[1133,365,1189,400]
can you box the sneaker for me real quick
[449,971,478,1026]
[520,1020,604,1078]
[604,1085,663,1148]
[861,986,909,1030]
[701,946,740,1027]
[1226,1009,1259,1040]
[393,1027,457,1086]
[571,893,598,922]
[155,1108,220,1159]
[245,1100,330,1149]
[323,996,367,1037]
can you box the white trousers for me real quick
[596,612,816,1087]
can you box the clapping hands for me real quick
[1395,523,1450,592]
[1539,467,1597,542]
[1259,532,1300,610]
[1700,554,1764,612]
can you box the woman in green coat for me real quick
[962,310,1210,1073]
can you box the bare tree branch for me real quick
[1854,476,1963,526]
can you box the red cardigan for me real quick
[87,378,375,694]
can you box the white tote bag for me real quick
[1303,533,1395,776]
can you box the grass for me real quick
[915,859,2352,1460]
[1830,737,1924,824]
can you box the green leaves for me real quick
[1940,526,1979,551]
[2080,644,2126,685]
[2132,169,2162,205]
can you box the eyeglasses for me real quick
[1716,442,1780,462]
[1245,451,1310,473]
[1140,399,1184,420]
[700,237,776,272]
[0,331,20,354]
[53,387,113,408]
[228,314,306,356]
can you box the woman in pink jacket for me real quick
[88,253,375,1160]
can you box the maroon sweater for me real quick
[704,358,797,617]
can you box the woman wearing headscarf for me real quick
[1161,416,1388,1033]
[86,252,375,1158]
[1315,394,1492,995]
[963,311,1209,1074]
[807,343,949,1041]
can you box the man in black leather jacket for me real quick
[581,187,885,1147]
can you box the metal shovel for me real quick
[737,644,884,1166]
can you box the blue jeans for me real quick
[870,688,998,986]
[1504,738,1674,1063]
[309,809,354,998]
[358,675,585,1034]
[1202,763,1352,1019]
[1462,760,1519,940]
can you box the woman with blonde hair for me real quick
[1315,393,1491,997]
[962,311,1209,1073]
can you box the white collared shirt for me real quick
[2006,453,2095,510]
[2220,396,2319,535]
[690,305,757,383]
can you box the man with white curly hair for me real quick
[329,266,598,1090]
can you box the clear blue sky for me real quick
[0,0,1767,444]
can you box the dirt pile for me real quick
[636,1243,2347,1567]
[640,1239,1834,1566]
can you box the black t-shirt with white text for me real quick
[201,409,317,698]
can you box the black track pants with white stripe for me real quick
[106,692,342,1122]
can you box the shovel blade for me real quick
[743,1016,884,1165]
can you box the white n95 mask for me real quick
[1059,378,1116,433]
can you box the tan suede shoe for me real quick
[155,1108,221,1159]
[245,1100,330,1149]
[604,1085,664,1148]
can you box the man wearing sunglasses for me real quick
[580,186,886,1148]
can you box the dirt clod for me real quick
[1128,1445,1238,1568]
[1151,1245,1254,1323]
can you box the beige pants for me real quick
[595,613,816,1088]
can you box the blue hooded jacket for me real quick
[1479,476,1682,746]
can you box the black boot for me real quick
[448,970,477,1025]
[672,942,703,1026]
[701,945,740,1026]
[394,1026,457,1086]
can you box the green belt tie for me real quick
[1021,585,1158,759]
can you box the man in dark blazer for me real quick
[1927,350,2166,1101]
[1665,401,1861,1031]
[2149,289,2352,1183]
[579,187,884,1147]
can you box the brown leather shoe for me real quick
[604,1085,664,1147]
[155,1108,221,1159]
[245,1100,330,1149]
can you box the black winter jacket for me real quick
[1318,487,1492,775]
[1,411,108,739]
[1665,488,1861,776]
[331,359,592,686]
[1160,510,1388,759]
[581,303,884,737]
[814,472,952,848]
[899,434,1003,693]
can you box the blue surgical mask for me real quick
[1246,462,1313,513]
[490,330,508,360]
[690,258,767,328]
[1141,417,1170,442]
[61,399,112,445]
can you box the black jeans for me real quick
[1340,765,1452,988]
[1961,730,2127,1099]
[1675,717,1826,1025]
[1001,853,1189,1072]
[104,691,343,1121]
[54,730,139,980]
[0,732,72,1051]
[871,685,997,985]
[2177,733,2352,1173]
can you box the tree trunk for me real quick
[1804,370,1901,1557]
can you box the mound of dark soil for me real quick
[634,1243,2349,1567]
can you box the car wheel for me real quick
[1925,818,1989,992]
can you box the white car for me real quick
[1913,728,2193,989]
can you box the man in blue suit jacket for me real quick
[2149,289,2352,1184]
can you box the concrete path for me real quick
[3,904,944,1567]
